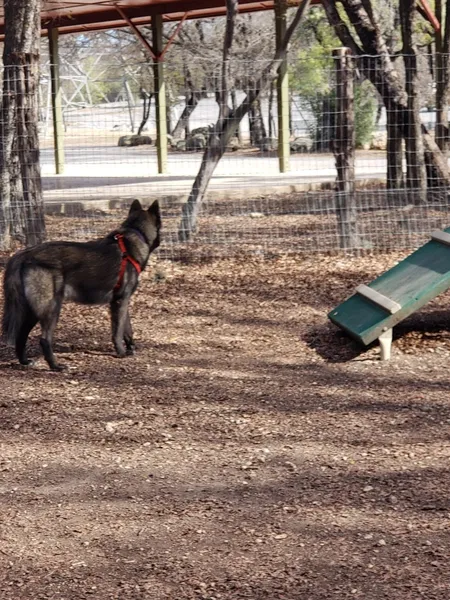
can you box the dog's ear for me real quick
[148,200,161,227]
[129,199,142,215]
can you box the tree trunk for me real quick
[137,89,152,136]
[435,55,448,154]
[179,0,239,240]
[0,0,46,249]
[231,90,242,144]
[248,86,268,149]
[400,0,427,201]
[333,48,359,249]
[268,80,275,146]
[172,94,202,140]
[179,140,226,239]
[386,109,404,189]
[178,0,312,241]
[248,97,257,146]
[171,65,207,141]
[256,98,269,150]
[435,0,450,155]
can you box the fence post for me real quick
[275,0,290,173]
[152,14,168,175]
[400,0,427,201]
[333,47,358,249]
[49,27,65,175]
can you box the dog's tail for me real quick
[2,256,29,346]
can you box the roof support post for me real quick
[152,14,168,174]
[48,27,65,174]
[275,0,290,173]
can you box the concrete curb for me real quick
[43,177,385,215]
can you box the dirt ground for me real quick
[1,250,450,599]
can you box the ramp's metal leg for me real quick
[378,328,393,361]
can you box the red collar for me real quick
[114,233,142,291]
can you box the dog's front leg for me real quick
[110,298,129,357]
[123,309,135,355]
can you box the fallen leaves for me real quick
[0,251,449,598]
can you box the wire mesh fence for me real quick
[1,53,450,259]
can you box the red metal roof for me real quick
[0,0,312,36]
[0,0,438,38]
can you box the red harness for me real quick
[114,233,142,291]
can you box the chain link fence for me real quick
[1,53,449,258]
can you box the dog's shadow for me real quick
[305,309,450,363]
[0,336,116,372]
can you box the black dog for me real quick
[2,199,161,371]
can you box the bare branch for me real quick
[218,0,238,126]
[178,0,312,241]
[226,0,311,137]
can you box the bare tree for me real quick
[137,88,153,135]
[171,65,208,140]
[321,0,450,189]
[178,0,312,241]
[0,0,46,249]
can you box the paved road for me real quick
[40,144,389,205]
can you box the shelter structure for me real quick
[0,0,440,175]
[0,0,313,175]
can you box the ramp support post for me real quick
[378,328,393,361]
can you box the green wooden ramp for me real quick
[328,228,450,359]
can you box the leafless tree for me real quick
[178,0,312,241]
[171,64,208,140]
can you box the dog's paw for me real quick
[19,359,35,367]
[125,345,136,356]
[50,363,66,372]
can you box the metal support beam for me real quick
[160,12,189,60]
[48,27,65,174]
[275,0,290,173]
[417,0,440,31]
[115,4,157,59]
[113,6,188,174]
[152,14,168,174]
[114,5,188,61]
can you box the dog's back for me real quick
[23,240,122,305]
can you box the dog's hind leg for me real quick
[16,312,38,366]
[23,270,64,370]
[39,299,64,371]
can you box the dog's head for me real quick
[126,199,161,253]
